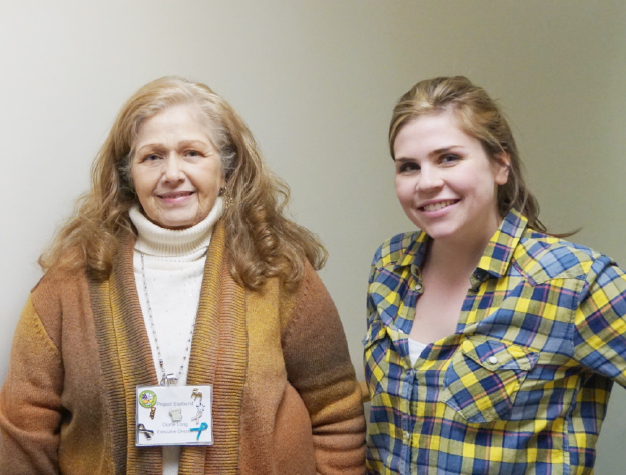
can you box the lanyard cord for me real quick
[140,252,196,386]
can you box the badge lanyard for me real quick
[140,253,195,386]
[135,253,213,446]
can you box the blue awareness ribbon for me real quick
[190,422,208,440]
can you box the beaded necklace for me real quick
[140,252,196,386]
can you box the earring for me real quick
[219,187,233,208]
[223,195,233,209]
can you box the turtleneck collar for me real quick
[129,197,223,257]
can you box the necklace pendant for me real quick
[160,372,178,387]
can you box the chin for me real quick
[422,225,460,241]
[158,216,197,230]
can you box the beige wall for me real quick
[1,1,625,472]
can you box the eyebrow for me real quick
[395,145,462,161]
[177,140,212,150]
[135,139,213,155]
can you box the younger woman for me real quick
[365,76,626,474]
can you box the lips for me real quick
[157,191,194,198]
[156,191,195,204]
[419,199,459,212]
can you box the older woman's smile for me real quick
[157,190,195,204]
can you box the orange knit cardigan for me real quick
[0,223,366,474]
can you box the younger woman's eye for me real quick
[440,154,460,164]
[397,162,420,173]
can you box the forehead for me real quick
[132,103,219,151]
[393,109,477,157]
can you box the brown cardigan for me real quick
[0,223,366,474]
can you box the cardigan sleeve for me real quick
[281,264,366,474]
[0,295,64,474]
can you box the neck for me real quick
[423,228,496,283]
[428,240,483,275]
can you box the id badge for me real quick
[135,385,213,446]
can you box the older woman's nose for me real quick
[163,156,185,182]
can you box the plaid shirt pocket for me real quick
[442,336,539,423]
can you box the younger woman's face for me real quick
[393,108,509,246]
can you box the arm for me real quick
[573,256,626,385]
[0,296,63,474]
[282,264,366,475]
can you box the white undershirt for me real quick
[129,198,222,475]
[408,338,428,367]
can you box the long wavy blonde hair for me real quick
[40,76,327,288]
[389,76,547,232]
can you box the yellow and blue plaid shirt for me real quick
[365,209,626,474]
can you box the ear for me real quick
[494,152,510,186]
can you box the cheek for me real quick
[195,174,224,207]
[131,169,157,200]
[132,175,147,196]
[395,179,413,204]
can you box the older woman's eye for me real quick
[143,153,160,162]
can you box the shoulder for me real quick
[257,260,338,335]
[32,261,88,300]
[371,231,423,270]
[289,260,336,316]
[29,262,90,346]
[515,229,614,284]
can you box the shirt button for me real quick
[403,433,411,442]
[415,283,423,292]
[488,356,498,364]
[474,270,485,280]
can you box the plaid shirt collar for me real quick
[393,209,529,282]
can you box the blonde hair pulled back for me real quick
[389,76,546,232]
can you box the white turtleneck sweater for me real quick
[129,198,223,475]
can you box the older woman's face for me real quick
[131,104,225,229]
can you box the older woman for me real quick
[365,76,626,473]
[0,77,365,474]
